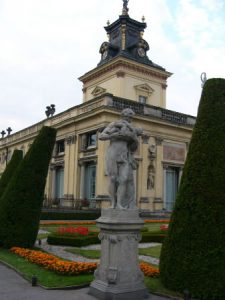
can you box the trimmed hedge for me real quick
[141,232,165,243]
[0,150,23,198]
[41,211,101,220]
[0,126,56,248]
[47,233,100,247]
[47,231,165,247]
[160,79,225,300]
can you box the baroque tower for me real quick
[79,1,171,108]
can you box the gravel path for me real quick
[37,233,160,265]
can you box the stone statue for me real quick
[122,0,129,14]
[147,164,155,190]
[99,108,142,209]
[123,0,129,9]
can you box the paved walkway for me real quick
[0,263,174,300]
[0,231,176,300]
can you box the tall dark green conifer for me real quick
[160,78,225,300]
[0,150,23,198]
[0,126,56,248]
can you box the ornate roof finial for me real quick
[122,0,129,15]
[200,72,207,88]
[107,20,110,26]
[142,15,145,23]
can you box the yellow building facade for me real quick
[0,5,195,213]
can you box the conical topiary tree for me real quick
[0,126,56,248]
[0,150,23,198]
[160,78,225,300]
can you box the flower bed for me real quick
[160,224,169,231]
[10,247,159,278]
[144,220,170,223]
[40,220,170,226]
[139,262,159,277]
[10,247,97,275]
[57,226,89,236]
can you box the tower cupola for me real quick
[98,0,164,71]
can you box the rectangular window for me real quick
[81,131,97,150]
[84,163,96,199]
[87,132,97,148]
[138,95,147,104]
[56,140,65,155]
[164,167,179,211]
[55,167,64,199]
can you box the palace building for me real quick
[0,3,195,213]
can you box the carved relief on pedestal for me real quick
[107,268,118,284]
[98,232,141,243]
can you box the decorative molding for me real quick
[82,87,87,93]
[142,134,150,144]
[50,161,64,168]
[153,197,163,203]
[79,58,171,84]
[139,197,149,203]
[155,136,163,146]
[78,157,98,164]
[83,150,96,157]
[134,83,154,96]
[148,144,156,160]
[163,143,185,162]
[107,267,118,284]
[161,83,168,89]
[91,86,107,97]
[96,194,110,200]
[162,162,184,169]
[66,135,76,145]
[116,71,125,78]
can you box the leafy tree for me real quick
[160,78,225,300]
[0,126,56,248]
[0,150,23,198]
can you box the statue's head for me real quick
[121,108,135,122]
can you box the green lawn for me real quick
[65,245,162,261]
[144,223,167,232]
[139,245,162,258]
[65,248,101,259]
[0,248,93,288]
[144,277,183,298]
[39,223,167,235]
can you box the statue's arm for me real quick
[99,123,117,140]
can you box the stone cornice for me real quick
[79,57,172,84]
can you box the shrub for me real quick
[40,211,101,220]
[0,126,56,248]
[160,79,225,300]
[141,232,165,243]
[47,233,100,247]
[0,150,23,198]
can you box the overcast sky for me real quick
[0,0,224,134]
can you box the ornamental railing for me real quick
[110,96,195,126]
[112,97,144,115]
[42,197,101,210]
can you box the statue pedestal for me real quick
[89,208,149,300]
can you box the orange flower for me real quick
[10,247,159,278]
